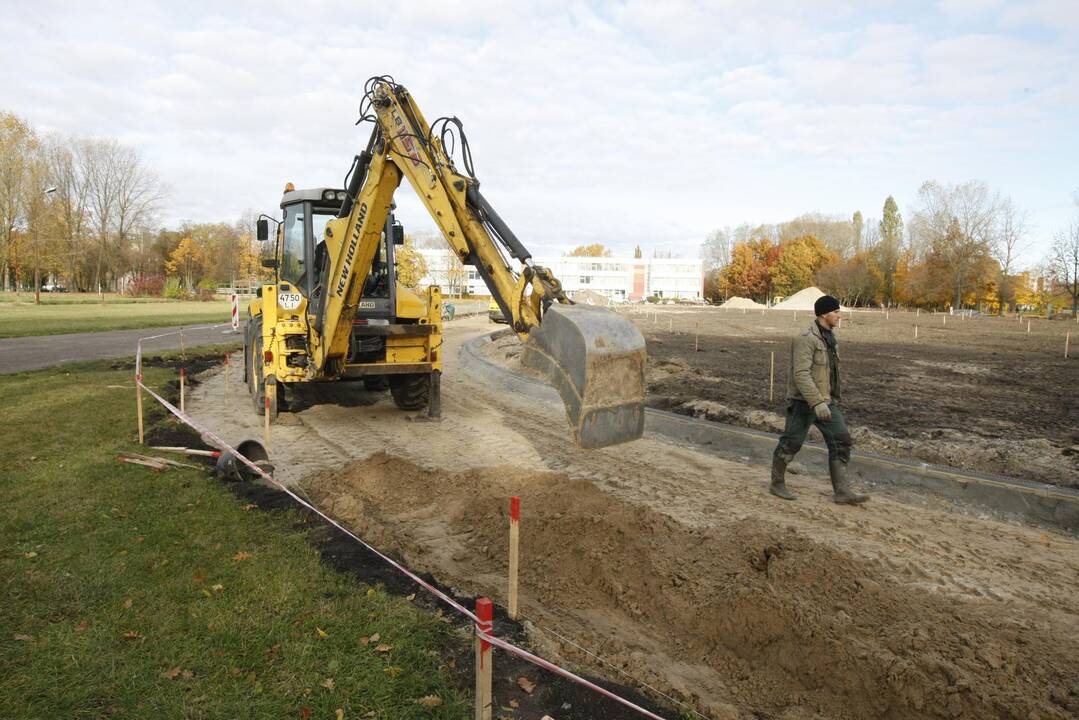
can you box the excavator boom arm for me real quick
[313,78,646,448]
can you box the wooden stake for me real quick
[917,308,920,317]
[179,367,186,413]
[508,497,520,620]
[474,598,493,720]
[1066,331,1070,359]
[1027,320,1031,333]
[694,322,700,352]
[914,325,919,339]
[263,396,271,448]
[943,315,946,326]
[769,351,775,402]
[668,317,673,333]
[135,372,144,445]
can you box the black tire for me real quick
[363,376,389,392]
[250,327,265,416]
[389,373,429,411]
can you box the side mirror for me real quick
[261,258,279,269]
[392,224,405,246]
[256,219,269,242]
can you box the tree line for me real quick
[0,111,265,301]
[704,182,1079,315]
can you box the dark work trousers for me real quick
[773,400,853,463]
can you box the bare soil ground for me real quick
[187,316,1079,719]
[622,306,1079,489]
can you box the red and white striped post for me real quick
[179,367,186,413]
[230,293,239,332]
[508,497,520,620]
[474,597,493,720]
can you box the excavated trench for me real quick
[304,453,1079,720]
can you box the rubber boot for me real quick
[769,452,797,500]
[829,460,869,505]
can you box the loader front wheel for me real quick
[389,373,429,411]
[250,333,266,416]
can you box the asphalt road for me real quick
[0,324,242,374]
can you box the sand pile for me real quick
[571,289,610,306]
[720,296,767,309]
[773,286,833,311]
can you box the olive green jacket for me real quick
[785,321,838,407]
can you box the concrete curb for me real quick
[460,333,1079,535]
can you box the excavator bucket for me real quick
[521,304,646,449]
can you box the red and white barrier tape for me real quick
[133,341,670,720]
[133,376,478,624]
[477,629,668,720]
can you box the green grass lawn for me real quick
[0,355,469,718]
[0,293,241,338]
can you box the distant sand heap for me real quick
[720,296,767,309]
[772,286,836,311]
[571,289,610,305]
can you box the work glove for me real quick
[814,402,832,421]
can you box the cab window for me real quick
[281,204,307,290]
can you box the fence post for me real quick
[508,497,520,620]
[474,598,493,720]
[135,371,144,445]
[769,351,775,402]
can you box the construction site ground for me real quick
[627,306,1079,489]
[188,314,1079,720]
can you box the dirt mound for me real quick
[304,452,1079,720]
[773,286,830,311]
[571,289,611,306]
[721,296,767,309]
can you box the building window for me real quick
[580,276,592,284]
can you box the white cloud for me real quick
[0,1,1075,263]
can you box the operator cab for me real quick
[261,186,406,361]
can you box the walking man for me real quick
[770,295,869,504]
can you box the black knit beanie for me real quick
[814,295,840,316]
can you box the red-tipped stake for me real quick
[474,597,493,720]
[263,396,270,449]
[508,497,520,620]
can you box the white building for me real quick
[417,248,702,301]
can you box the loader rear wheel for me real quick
[389,373,429,411]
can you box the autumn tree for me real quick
[42,136,91,291]
[851,211,864,255]
[0,112,34,291]
[770,235,829,298]
[719,237,776,301]
[909,180,1001,310]
[871,196,904,305]
[165,236,207,289]
[567,243,612,257]
[395,236,427,288]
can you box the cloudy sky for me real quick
[4,0,1077,265]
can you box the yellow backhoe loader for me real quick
[245,76,646,448]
